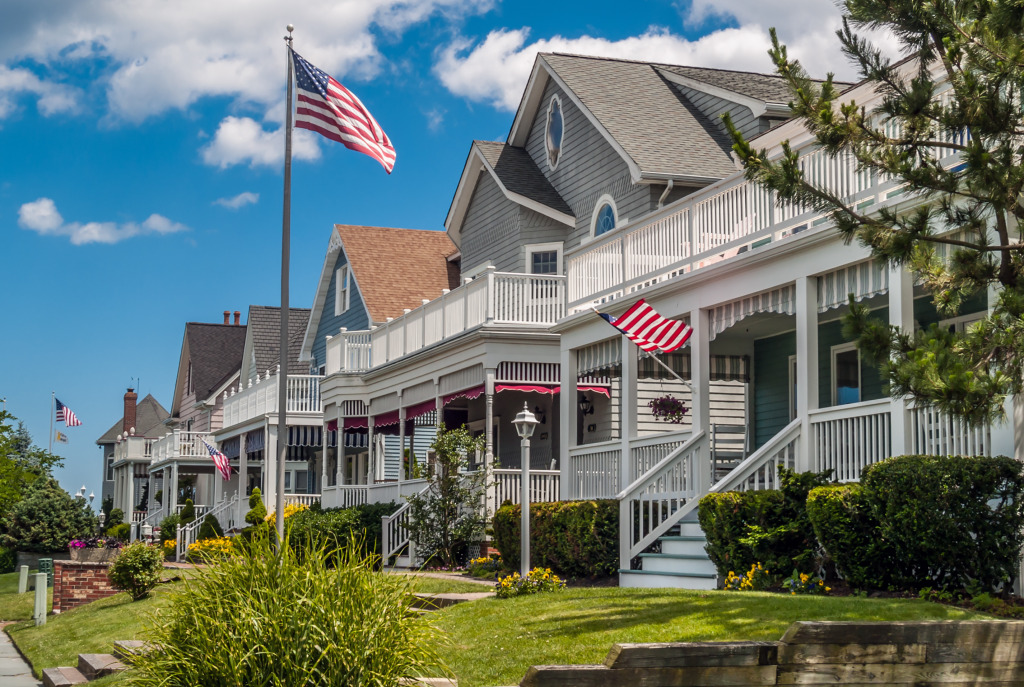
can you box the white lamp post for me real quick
[512,403,539,577]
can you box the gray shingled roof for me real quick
[248,306,311,375]
[186,322,247,401]
[96,394,171,444]
[655,63,854,103]
[475,141,573,217]
[542,53,737,179]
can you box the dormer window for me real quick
[546,96,564,170]
[591,195,618,237]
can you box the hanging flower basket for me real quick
[648,395,689,424]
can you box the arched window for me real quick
[545,96,564,170]
[591,195,618,237]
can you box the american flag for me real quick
[598,299,693,353]
[55,398,82,427]
[201,438,232,481]
[291,50,396,174]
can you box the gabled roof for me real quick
[96,394,170,445]
[169,321,247,419]
[337,225,458,322]
[243,305,311,379]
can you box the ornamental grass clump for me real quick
[131,530,449,686]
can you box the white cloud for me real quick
[0,65,80,119]
[435,2,900,111]
[17,197,189,245]
[214,191,260,209]
[200,116,321,169]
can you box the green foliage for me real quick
[467,555,502,578]
[178,499,196,526]
[158,514,180,545]
[107,541,163,601]
[152,490,162,507]
[783,569,830,595]
[0,546,14,574]
[725,3,1024,424]
[105,523,130,540]
[196,513,223,542]
[245,487,267,526]
[493,500,618,578]
[284,502,399,565]
[129,532,448,686]
[698,468,831,578]
[808,455,1024,592]
[406,425,487,568]
[101,496,113,523]
[0,411,62,523]
[106,508,124,528]
[494,567,566,599]
[0,477,95,552]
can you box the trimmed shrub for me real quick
[128,533,447,686]
[493,500,618,578]
[245,488,267,526]
[0,546,14,574]
[108,542,163,601]
[178,499,196,526]
[286,503,398,562]
[808,455,1024,592]
[159,514,180,545]
[197,513,224,542]
[106,523,131,540]
[698,468,831,579]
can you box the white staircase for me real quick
[618,419,801,588]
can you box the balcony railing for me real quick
[149,430,215,464]
[325,268,566,373]
[113,435,154,462]
[222,371,323,428]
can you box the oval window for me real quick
[546,97,563,169]
[594,203,616,236]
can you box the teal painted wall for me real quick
[753,330,795,448]
[310,250,371,372]
[816,308,887,408]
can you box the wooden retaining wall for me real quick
[520,621,1024,686]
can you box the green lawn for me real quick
[0,571,52,621]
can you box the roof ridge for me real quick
[334,224,448,236]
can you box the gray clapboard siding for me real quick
[460,172,521,274]
[673,83,762,141]
[310,250,372,370]
[636,380,747,436]
[524,79,653,252]
[519,207,569,272]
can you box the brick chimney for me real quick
[233,310,241,326]
[123,388,138,434]
[223,310,230,325]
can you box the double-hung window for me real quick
[335,265,350,315]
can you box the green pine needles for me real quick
[726,0,1024,425]
[130,532,450,686]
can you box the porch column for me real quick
[690,307,712,493]
[484,368,495,514]
[264,425,277,512]
[889,266,915,456]
[435,393,443,478]
[559,346,576,499]
[321,409,329,491]
[126,466,136,516]
[398,396,406,484]
[148,473,155,513]
[620,335,637,491]
[795,276,820,473]
[168,462,179,515]
[238,432,248,526]
[336,405,345,486]
[367,418,375,484]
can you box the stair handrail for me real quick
[175,495,238,562]
[707,418,801,495]
[380,484,430,565]
[614,430,706,502]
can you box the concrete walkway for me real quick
[0,624,41,687]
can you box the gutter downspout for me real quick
[657,179,674,209]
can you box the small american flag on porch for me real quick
[597,299,692,353]
[201,438,232,481]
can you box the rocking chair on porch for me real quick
[710,423,749,483]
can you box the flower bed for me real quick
[68,538,123,563]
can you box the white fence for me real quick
[809,399,892,482]
[629,430,691,483]
[567,441,620,499]
[492,469,560,505]
[222,373,323,428]
[326,270,566,373]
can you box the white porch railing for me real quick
[629,430,691,483]
[367,479,429,505]
[222,371,323,428]
[149,430,215,464]
[809,399,893,482]
[321,485,369,509]
[282,493,321,508]
[567,440,621,499]
[492,469,560,505]
[910,404,991,457]
[713,419,801,492]
[131,510,147,523]
[325,270,566,373]
[113,435,154,462]
[617,431,705,568]
[175,496,237,562]
[174,503,210,518]
[141,506,165,528]
[380,484,430,565]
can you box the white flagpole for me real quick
[276,24,295,541]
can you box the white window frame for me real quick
[939,311,986,333]
[545,94,565,171]
[590,194,619,239]
[830,342,862,406]
[334,265,350,316]
[525,242,564,275]
[788,354,797,421]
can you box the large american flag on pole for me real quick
[201,438,232,481]
[291,50,396,173]
[597,299,693,353]
[55,398,82,427]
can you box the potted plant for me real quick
[68,537,124,563]
[648,395,689,424]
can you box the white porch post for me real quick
[321,409,329,491]
[238,432,248,526]
[398,397,406,484]
[795,276,820,473]
[264,425,277,510]
[559,346,576,500]
[889,266,915,457]
[126,466,136,516]
[620,335,637,491]
[434,394,443,478]
[336,405,345,486]
[168,462,179,515]
[484,368,496,513]
[690,308,712,492]
[367,417,376,484]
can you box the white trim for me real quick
[525,241,564,275]
[335,264,350,316]
[590,194,618,239]
[462,261,491,281]
[657,70,787,118]
[545,94,565,171]
[788,354,798,422]
[830,342,861,406]
[938,311,986,333]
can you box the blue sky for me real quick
[0,0,863,501]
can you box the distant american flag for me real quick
[55,398,82,427]
[598,299,693,353]
[201,438,232,481]
[291,50,396,173]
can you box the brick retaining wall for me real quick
[52,561,120,614]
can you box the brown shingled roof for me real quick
[335,225,458,323]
